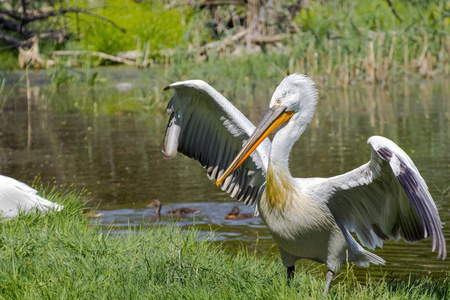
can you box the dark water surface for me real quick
[1,67,449,280]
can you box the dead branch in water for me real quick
[53,50,137,66]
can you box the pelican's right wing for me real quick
[163,80,270,206]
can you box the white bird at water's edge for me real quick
[0,175,63,217]
[162,74,446,294]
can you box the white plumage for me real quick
[163,74,446,293]
[0,175,62,218]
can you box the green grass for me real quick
[0,188,448,299]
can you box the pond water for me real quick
[1,67,449,281]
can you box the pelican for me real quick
[162,74,446,293]
[0,175,63,217]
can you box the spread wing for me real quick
[321,136,446,259]
[163,80,270,206]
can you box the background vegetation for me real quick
[0,0,448,84]
[0,2,448,297]
[68,1,183,55]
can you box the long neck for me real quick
[264,114,310,211]
[265,160,296,211]
[269,112,309,168]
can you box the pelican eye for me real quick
[275,98,282,105]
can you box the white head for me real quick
[270,74,318,124]
[216,74,318,185]
[267,74,318,165]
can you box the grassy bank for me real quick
[0,188,448,299]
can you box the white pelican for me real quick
[163,74,446,293]
[0,175,63,217]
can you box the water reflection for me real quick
[0,68,449,280]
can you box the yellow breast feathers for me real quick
[265,162,298,211]
[264,162,333,229]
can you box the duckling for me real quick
[82,208,103,218]
[147,198,200,217]
[225,206,254,220]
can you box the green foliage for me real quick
[1,0,448,83]
[0,51,19,72]
[67,1,184,57]
[294,0,448,61]
[296,0,446,34]
[167,0,449,85]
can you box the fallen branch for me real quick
[198,29,289,56]
[199,29,248,54]
[53,50,136,66]
[0,32,24,47]
[248,34,289,43]
[0,31,68,50]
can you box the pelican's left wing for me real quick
[163,80,270,206]
[315,136,446,258]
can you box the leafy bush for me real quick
[0,51,19,71]
[67,1,184,57]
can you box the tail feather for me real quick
[352,249,385,267]
[33,194,63,212]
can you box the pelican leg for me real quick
[287,265,295,287]
[323,270,335,295]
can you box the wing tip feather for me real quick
[162,149,176,159]
[161,79,267,205]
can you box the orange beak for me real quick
[216,105,294,186]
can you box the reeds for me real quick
[169,27,448,88]
[165,0,449,87]
[2,1,447,87]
